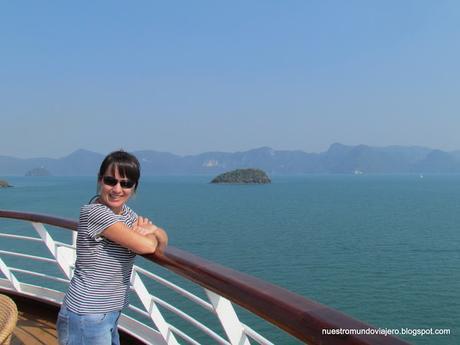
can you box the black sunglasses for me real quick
[102,176,136,189]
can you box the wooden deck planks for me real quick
[11,309,58,345]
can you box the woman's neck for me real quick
[96,197,124,215]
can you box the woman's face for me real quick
[98,165,135,214]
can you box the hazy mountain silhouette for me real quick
[1,144,459,176]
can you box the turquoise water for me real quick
[0,175,459,344]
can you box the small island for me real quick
[211,168,271,184]
[0,180,12,188]
[25,167,52,176]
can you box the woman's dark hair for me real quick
[98,150,141,191]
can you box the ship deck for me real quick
[3,292,144,345]
[7,294,58,345]
[11,310,57,345]
[0,210,411,345]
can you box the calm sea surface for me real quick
[0,175,459,344]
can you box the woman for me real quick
[57,150,168,345]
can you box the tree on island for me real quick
[211,168,271,184]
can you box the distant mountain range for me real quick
[2,143,460,176]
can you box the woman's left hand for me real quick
[133,216,169,254]
[133,216,158,235]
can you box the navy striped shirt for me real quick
[64,203,137,313]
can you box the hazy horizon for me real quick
[2,1,460,158]
[1,142,455,160]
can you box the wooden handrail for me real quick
[0,209,410,345]
[0,210,77,231]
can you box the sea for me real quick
[0,174,459,345]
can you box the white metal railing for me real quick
[0,219,274,345]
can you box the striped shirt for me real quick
[63,202,138,313]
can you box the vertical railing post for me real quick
[72,231,77,247]
[130,270,180,345]
[0,257,21,291]
[205,289,251,345]
[32,222,75,279]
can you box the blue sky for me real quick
[2,1,460,158]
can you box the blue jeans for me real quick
[57,305,121,345]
